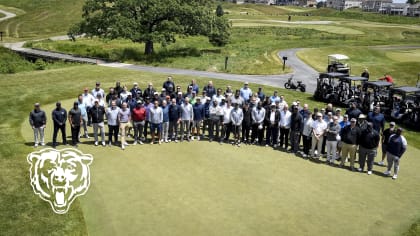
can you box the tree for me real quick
[216,4,224,17]
[69,0,230,55]
[406,0,419,4]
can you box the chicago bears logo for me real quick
[27,148,93,214]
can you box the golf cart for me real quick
[313,72,347,104]
[385,86,420,128]
[327,54,350,75]
[336,76,369,106]
[360,80,393,113]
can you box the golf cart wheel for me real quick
[284,83,291,89]
[300,86,306,92]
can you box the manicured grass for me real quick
[0,0,84,41]
[17,76,420,235]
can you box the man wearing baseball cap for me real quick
[339,117,361,171]
[52,102,67,148]
[384,127,407,179]
[378,122,395,166]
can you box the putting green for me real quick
[385,49,420,63]
[22,99,420,236]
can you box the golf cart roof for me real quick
[341,76,369,82]
[328,54,349,60]
[391,86,420,93]
[319,72,348,78]
[363,81,393,87]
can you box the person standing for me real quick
[90,100,106,146]
[149,100,163,145]
[279,104,291,150]
[325,116,341,164]
[310,113,327,159]
[339,118,361,170]
[161,100,170,143]
[92,82,105,99]
[357,122,380,174]
[209,99,223,142]
[202,97,211,140]
[230,102,244,146]
[251,101,266,145]
[346,102,362,121]
[52,102,67,148]
[192,97,205,141]
[168,98,181,142]
[29,103,47,147]
[68,102,82,147]
[265,103,280,147]
[78,94,90,138]
[82,88,95,128]
[301,111,313,158]
[240,82,252,103]
[378,122,395,166]
[132,100,146,145]
[368,106,385,134]
[290,106,303,153]
[180,97,193,142]
[384,128,407,180]
[106,101,120,146]
[118,102,131,150]
[221,100,233,143]
[241,103,252,144]
[361,68,369,79]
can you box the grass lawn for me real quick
[0,63,417,235]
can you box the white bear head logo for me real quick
[27,148,93,214]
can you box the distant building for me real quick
[379,2,409,15]
[407,3,420,17]
[327,0,362,10]
[362,0,392,12]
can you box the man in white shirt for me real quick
[221,100,233,143]
[230,102,243,146]
[240,82,252,103]
[279,104,291,150]
[180,97,193,142]
[310,112,327,158]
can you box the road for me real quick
[0,9,320,92]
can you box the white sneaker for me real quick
[85,134,90,138]
[41,142,45,146]
[384,170,391,176]
[197,136,200,141]
[392,174,398,179]
[139,141,144,145]
[34,143,38,148]
[94,141,98,146]
[102,142,106,146]
[124,142,129,146]
[367,171,372,175]
[191,136,195,141]
[133,141,137,145]
[121,144,125,150]
[357,168,362,172]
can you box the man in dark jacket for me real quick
[384,128,407,180]
[52,102,67,148]
[357,122,380,174]
[290,106,303,153]
[242,103,252,144]
[168,98,181,142]
[29,103,47,147]
[339,118,361,171]
[265,103,280,147]
[90,100,106,146]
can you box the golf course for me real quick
[1,1,420,235]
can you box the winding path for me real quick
[0,8,319,92]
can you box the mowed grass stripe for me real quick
[20,97,420,236]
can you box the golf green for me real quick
[22,100,420,236]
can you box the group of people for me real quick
[29,76,408,179]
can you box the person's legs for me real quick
[386,152,394,172]
[120,123,128,145]
[316,136,323,157]
[284,128,290,149]
[341,143,350,166]
[53,124,59,146]
[33,127,39,146]
[60,125,67,144]
[326,141,333,161]
[366,149,376,172]
[93,123,99,143]
[310,134,318,157]
[393,156,400,175]
[349,144,357,169]
[331,141,337,161]
[180,121,185,141]
[100,124,105,143]
[358,147,367,171]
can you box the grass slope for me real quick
[0,64,417,235]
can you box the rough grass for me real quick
[13,67,420,235]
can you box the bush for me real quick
[34,59,47,70]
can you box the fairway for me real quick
[21,99,420,236]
